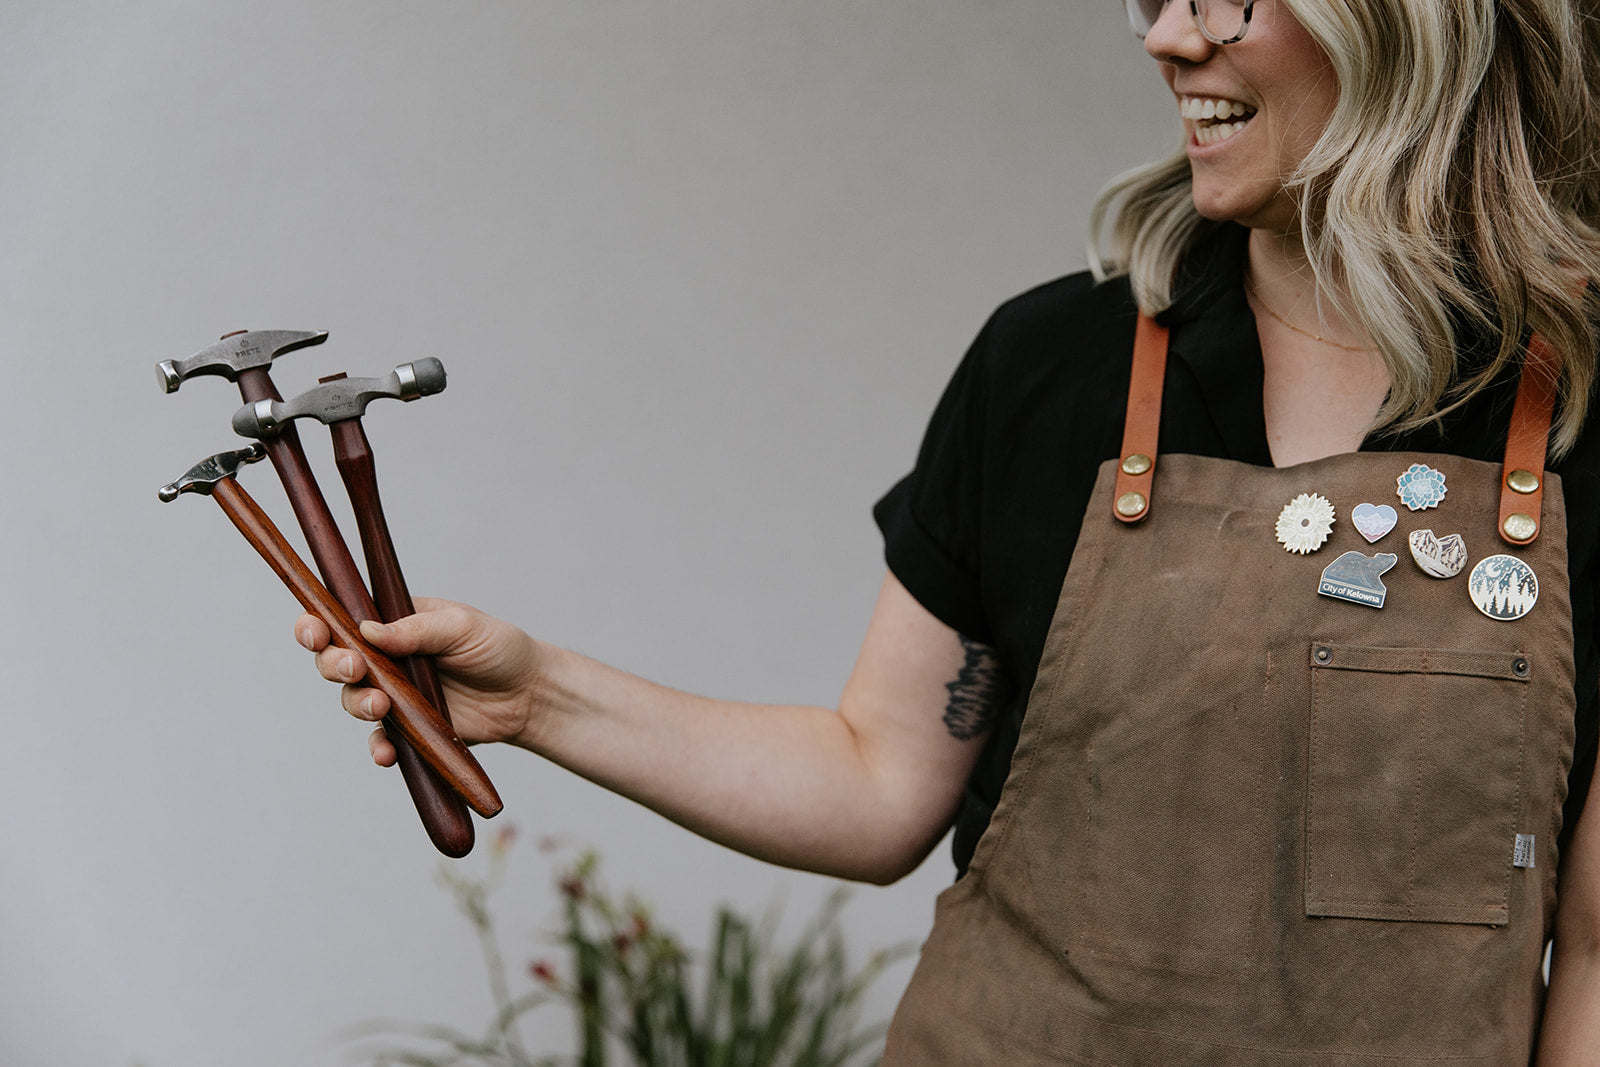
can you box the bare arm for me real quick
[297,572,1007,884]
[1538,754,1600,1063]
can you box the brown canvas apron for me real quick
[884,317,1577,1064]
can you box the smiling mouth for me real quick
[1181,95,1257,146]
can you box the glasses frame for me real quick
[1127,0,1256,46]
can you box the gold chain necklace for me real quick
[1247,276,1376,353]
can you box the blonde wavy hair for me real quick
[1090,0,1600,456]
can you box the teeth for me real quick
[1180,96,1255,147]
[1195,119,1248,146]
[1181,96,1252,121]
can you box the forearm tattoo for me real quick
[943,636,1011,741]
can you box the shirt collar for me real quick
[1156,223,1274,464]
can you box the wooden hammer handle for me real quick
[326,419,454,727]
[239,371,373,611]
[237,369,479,855]
[210,476,504,819]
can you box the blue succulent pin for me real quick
[1396,463,1447,511]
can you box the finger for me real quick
[315,646,369,685]
[368,726,398,767]
[342,682,391,722]
[295,613,332,652]
[358,605,470,658]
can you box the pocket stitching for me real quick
[1404,658,1430,913]
[1505,675,1528,914]
[1312,644,1532,681]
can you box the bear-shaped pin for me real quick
[1318,551,1399,608]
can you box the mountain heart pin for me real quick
[1351,503,1398,543]
[1408,529,1467,578]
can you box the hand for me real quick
[295,598,545,766]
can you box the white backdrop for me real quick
[0,4,1170,1064]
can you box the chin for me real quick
[1190,198,1241,223]
[1189,186,1293,233]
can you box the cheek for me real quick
[1289,86,1337,163]
[1261,66,1337,174]
[1274,46,1339,156]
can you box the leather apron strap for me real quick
[1499,332,1558,545]
[1111,313,1168,524]
[1119,312,1559,539]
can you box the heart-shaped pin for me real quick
[1351,503,1398,543]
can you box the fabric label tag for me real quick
[1513,834,1536,869]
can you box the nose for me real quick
[1144,2,1215,64]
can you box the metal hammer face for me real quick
[231,358,447,438]
[157,330,329,394]
[158,444,267,501]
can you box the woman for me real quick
[298,0,1600,1059]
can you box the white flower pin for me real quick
[1276,493,1336,554]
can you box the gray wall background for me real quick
[0,4,1170,1064]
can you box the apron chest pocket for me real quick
[1306,643,1531,926]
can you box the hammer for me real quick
[160,332,478,856]
[159,445,502,819]
[231,361,455,773]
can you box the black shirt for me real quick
[875,223,1600,876]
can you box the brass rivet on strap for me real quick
[1503,513,1538,542]
[1121,453,1153,476]
[1116,491,1148,518]
[1506,469,1540,495]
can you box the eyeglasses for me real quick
[1125,0,1255,46]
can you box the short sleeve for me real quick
[873,322,996,645]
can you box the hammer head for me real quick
[231,357,447,438]
[158,443,267,501]
[157,330,329,394]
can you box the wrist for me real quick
[512,636,572,754]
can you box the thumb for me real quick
[359,610,460,658]
[358,618,418,656]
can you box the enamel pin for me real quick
[1351,503,1398,543]
[1409,529,1467,578]
[1319,551,1398,608]
[1468,554,1539,620]
[1277,493,1335,554]
[1396,463,1448,511]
